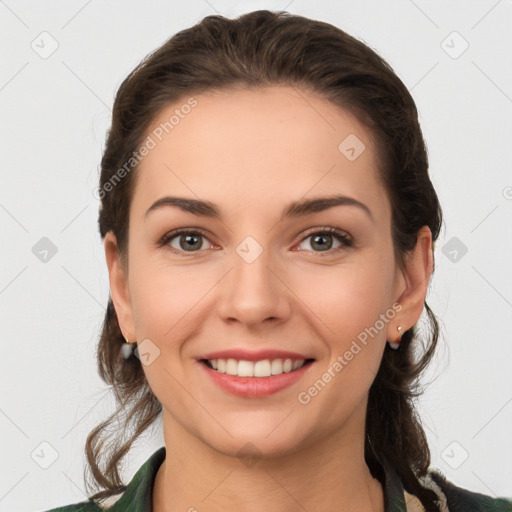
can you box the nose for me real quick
[216,240,291,328]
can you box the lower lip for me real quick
[198,360,314,398]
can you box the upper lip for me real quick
[200,348,314,362]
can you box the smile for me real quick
[203,357,310,377]
[198,357,315,398]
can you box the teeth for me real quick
[206,358,307,377]
[255,359,273,377]
[271,359,283,375]
[239,359,256,377]
[226,358,238,375]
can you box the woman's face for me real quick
[108,86,413,459]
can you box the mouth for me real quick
[198,357,316,398]
[200,357,315,377]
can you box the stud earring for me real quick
[387,325,403,350]
[121,336,136,359]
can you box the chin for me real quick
[210,436,304,462]
[198,419,314,462]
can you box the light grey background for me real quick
[1,1,511,510]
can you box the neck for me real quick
[153,411,385,512]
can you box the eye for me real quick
[158,226,353,256]
[159,229,214,254]
[295,227,353,255]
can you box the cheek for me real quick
[290,254,394,342]
[291,267,389,428]
[127,260,206,407]
[128,243,217,336]
[289,253,393,396]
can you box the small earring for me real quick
[121,337,136,359]
[387,325,403,350]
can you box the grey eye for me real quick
[169,232,209,252]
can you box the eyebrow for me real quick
[145,194,374,223]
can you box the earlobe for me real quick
[387,226,434,344]
[103,231,136,341]
[387,325,402,350]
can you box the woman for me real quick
[44,10,511,512]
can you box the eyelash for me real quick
[157,227,353,257]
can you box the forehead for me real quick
[132,86,388,222]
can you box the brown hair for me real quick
[86,9,443,510]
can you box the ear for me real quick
[387,226,434,344]
[103,231,136,342]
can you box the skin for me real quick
[104,86,433,512]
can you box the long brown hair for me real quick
[86,10,443,510]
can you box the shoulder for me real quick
[40,446,165,512]
[420,469,512,512]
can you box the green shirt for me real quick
[42,446,512,511]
